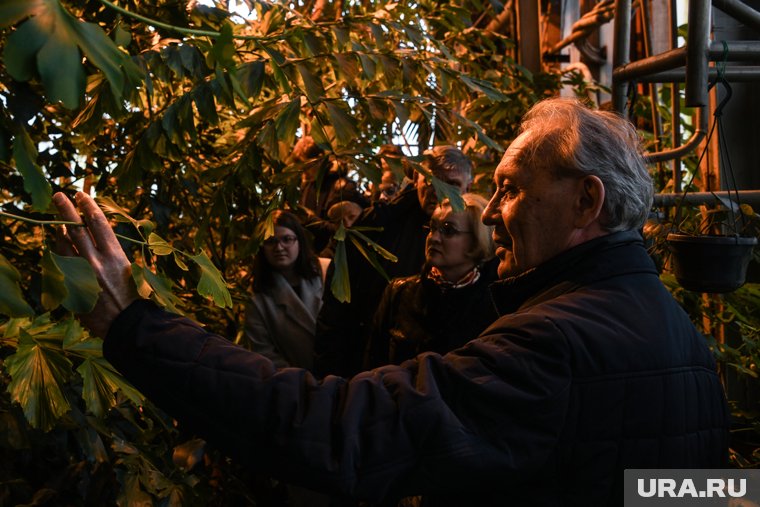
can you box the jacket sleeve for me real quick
[103,299,572,501]
[364,281,396,369]
[243,297,289,368]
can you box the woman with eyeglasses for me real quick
[244,210,330,370]
[365,193,499,368]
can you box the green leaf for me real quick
[173,252,189,271]
[348,234,392,282]
[190,251,232,308]
[36,18,85,109]
[347,229,398,262]
[0,0,45,29]
[193,82,219,125]
[148,232,173,256]
[5,330,73,431]
[261,45,291,93]
[274,99,301,144]
[431,176,465,212]
[460,75,508,102]
[324,102,356,146]
[71,20,128,100]
[296,62,324,103]
[13,127,51,212]
[0,253,34,317]
[40,250,101,313]
[4,18,47,81]
[61,317,100,357]
[78,356,144,417]
[330,238,351,303]
[133,263,184,315]
[96,196,153,233]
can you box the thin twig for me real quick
[0,210,84,227]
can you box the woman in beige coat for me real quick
[244,210,329,369]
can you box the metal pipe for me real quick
[685,0,711,106]
[612,0,633,113]
[644,106,707,163]
[613,46,687,82]
[613,41,760,83]
[712,0,760,34]
[640,0,666,187]
[654,190,760,206]
[669,0,680,192]
[708,40,760,59]
[637,66,760,81]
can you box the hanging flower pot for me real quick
[666,233,758,293]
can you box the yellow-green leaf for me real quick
[78,356,144,417]
[190,251,232,308]
[133,263,184,315]
[148,232,173,256]
[330,239,350,303]
[5,330,73,431]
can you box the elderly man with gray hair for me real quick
[52,98,728,506]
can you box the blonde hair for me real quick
[440,193,495,262]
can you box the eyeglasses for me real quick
[424,221,472,238]
[263,235,298,247]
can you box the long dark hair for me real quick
[252,210,321,292]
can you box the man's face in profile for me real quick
[483,131,585,279]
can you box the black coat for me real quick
[366,258,500,368]
[103,230,729,506]
[315,186,430,377]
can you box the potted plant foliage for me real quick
[666,196,758,293]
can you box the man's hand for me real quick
[52,191,139,338]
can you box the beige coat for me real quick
[244,259,329,369]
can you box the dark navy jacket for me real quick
[104,230,729,506]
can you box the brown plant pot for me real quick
[667,233,758,293]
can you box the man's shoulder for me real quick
[357,187,421,227]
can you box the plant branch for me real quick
[0,210,83,227]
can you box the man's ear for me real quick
[574,175,605,228]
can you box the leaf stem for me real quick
[0,210,83,227]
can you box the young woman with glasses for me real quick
[365,193,500,368]
[244,210,330,370]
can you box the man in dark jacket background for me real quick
[52,97,729,506]
[315,145,473,377]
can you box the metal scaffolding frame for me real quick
[611,0,760,205]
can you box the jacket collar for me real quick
[489,230,657,315]
[269,272,323,332]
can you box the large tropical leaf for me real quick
[78,356,145,417]
[5,329,73,431]
[2,0,140,107]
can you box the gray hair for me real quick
[423,145,473,185]
[517,98,653,232]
